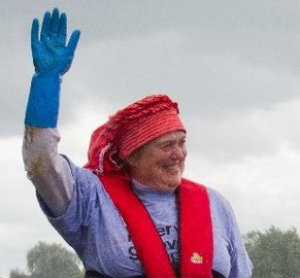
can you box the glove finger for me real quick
[31,18,39,51]
[50,8,60,37]
[41,11,51,42]
[58,13,67,46]
[66,30,81,57]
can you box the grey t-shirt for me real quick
[37,157,252,277]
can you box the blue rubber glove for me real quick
[25,8,80,128]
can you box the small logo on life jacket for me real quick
[190,252,203,264]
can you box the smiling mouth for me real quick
[163,164,182,173]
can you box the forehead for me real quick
[151,130,186,144]
[131,130,186,158]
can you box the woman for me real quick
[23,8,253,278]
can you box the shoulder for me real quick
[206,187,243,251]
[62,155,101,185]
[207,187,233,215]
[182,178,232,212]
[61,154,111,203]
[206,187,236,229]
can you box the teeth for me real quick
[167,165,180,171]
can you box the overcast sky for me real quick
[0,0,300,276]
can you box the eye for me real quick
[158,141,173,151]
[162,142,172,150]
[179,139,186,147]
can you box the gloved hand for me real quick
[25,8,81,128]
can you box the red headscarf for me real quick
[84,95,185,176]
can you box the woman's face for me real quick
[127,130,187,192]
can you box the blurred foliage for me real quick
[9,241,84,278]
[9,269,29,278]
[245,226,300,278]
[9,226,300,278]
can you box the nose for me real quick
[171,144,186,160]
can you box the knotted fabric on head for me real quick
[84,95,186,176]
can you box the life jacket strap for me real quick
[99,175,213,278]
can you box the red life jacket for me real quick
[99,175,213,278]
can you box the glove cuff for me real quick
[25,72,62,128]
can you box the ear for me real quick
[126,153,138,168]
[126,146,144,169]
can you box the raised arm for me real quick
[25,7,80,128]
[23,8,81,216]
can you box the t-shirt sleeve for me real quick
[219,192,253,278]
[36,155,106,254]
[208,188,253,277]
[226,209,253,277]
[23,127,74,216]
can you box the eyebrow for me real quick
[155,135,186,146]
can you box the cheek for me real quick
[141,155,160,173]
[155,156,171,169]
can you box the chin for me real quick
[160,177,182,192]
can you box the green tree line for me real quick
[245,226,300,278]
[9,242,84,278]
[9,226,300,278]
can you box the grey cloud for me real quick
[68,34,299,118]
[1,0,299,137]
[183,97,300,161]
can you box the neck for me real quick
[131,177,177,193]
